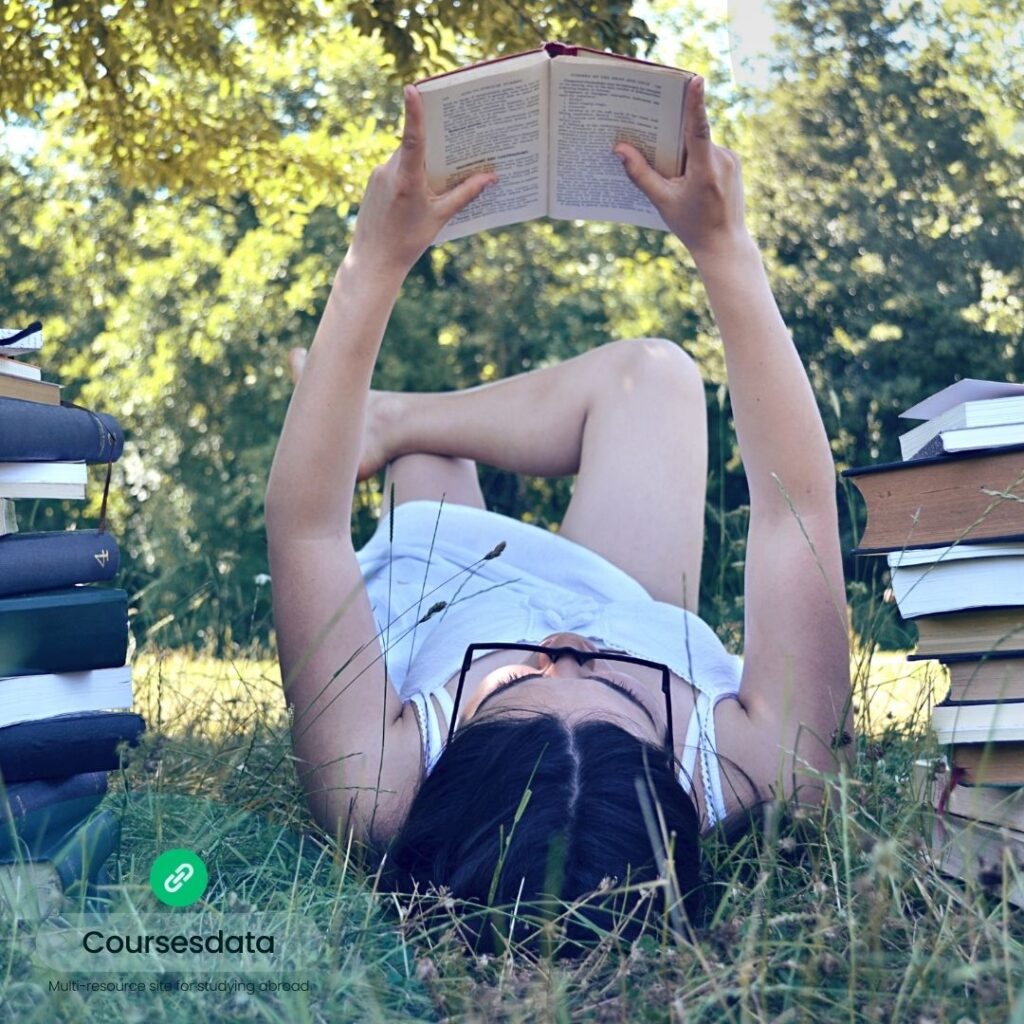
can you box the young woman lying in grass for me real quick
[266,77,852,948]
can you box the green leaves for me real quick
[2,0,1020,651]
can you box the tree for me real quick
[739,0,1024,641]
[1,0,653,193]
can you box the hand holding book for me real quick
[349,85,498,277]
[614,75,752,263]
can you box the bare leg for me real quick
[367,339,708,608]
[289,347,485,512]
[380,454,486,511]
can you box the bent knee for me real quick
[614,337,703,393]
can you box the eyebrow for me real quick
[474,671,660,733]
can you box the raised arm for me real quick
[616,77,851,804]
[265,86,496,840]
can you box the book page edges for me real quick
[415,42,691,85]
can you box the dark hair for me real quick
[380,714,702,953]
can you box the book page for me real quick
[900,378,1024,420]
[547,57,689,230]
[418,53,549,244]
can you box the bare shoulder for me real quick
[269,528,426,844]
[357,706,425,843]
[711,698,773,813]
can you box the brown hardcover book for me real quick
[909,608,1024,660]
[932,702,1024,784]
[951,743,1024,786]
[914,757,1024,832]
[844,447,1024,553]
[0,373,60,405]
[945,657,1024,702]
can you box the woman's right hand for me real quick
[614,76,753,263]
[347,85,497,279]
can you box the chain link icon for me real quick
[163,862,195,894]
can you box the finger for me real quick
[398,85,425,178]
[684,75,713,172]
[614,142,672,205]
[288,347,307,385]
[434,170,498,221]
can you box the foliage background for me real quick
[1,0,1021,653]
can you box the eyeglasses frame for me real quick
[448,642,675,767]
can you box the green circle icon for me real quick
[150,849,208,907]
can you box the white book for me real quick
[0,357,42,381]
[901,379,1024,421]
[418,43,693,243]
[931,701,1024,745]
[940,423,1024,453]
[0,462,87,501]
[914,758,1024,832]
[0,665,133,730]
[0,498,15,536]
[887,542,1024,617]
[0,323,42,355]
[899,394,1024,460]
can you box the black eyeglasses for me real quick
[448,642,675,766]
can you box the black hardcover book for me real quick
[0,711,145,783]
[1,799,109,862]
[0,531,120,598]
[0,773,108,861]
[0,397,123,463]
[0,809,123,908]
[53,808,121,899]
[0,588,128,676]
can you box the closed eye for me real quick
[492,669,544,691]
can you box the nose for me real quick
[533,633,601,675]
[539,632,597,653]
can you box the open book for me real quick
[416,41,695,242]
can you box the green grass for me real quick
[2,645,1023,1023]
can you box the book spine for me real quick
[0,589,128,676]
[0,712,145,784]
[0,399,124,463]
[0,532,120,598]
[0,772,109,821]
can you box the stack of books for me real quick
[0,321,146,919]
[845,378,1024,903]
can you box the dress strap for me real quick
[407,689,456,775]
[431,687,455,733]
[676,702,701,799]
[699,692,738,828]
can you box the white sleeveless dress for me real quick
[354,500,743,827]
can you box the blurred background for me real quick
[1,0,1021,657]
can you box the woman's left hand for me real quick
[349,85,498,276]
